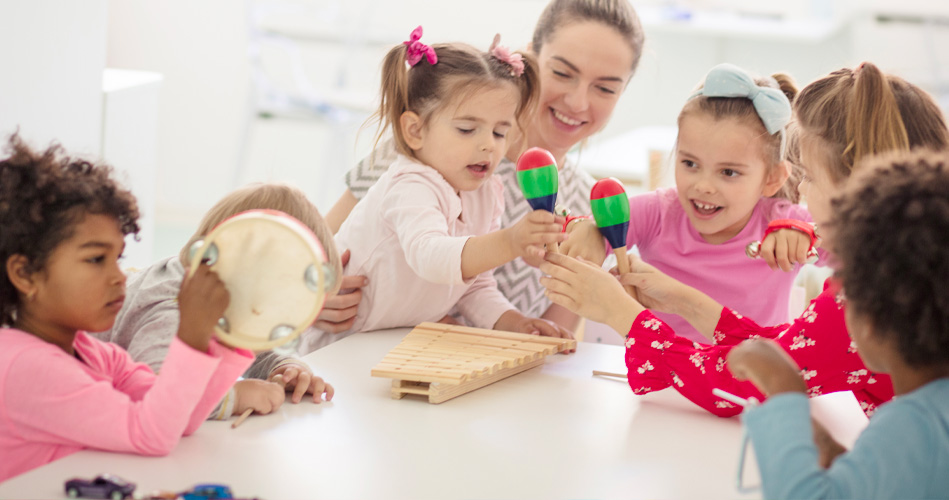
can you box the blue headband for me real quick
[691,63,792,136]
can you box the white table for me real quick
[2,329,767,500]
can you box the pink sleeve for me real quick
[625,191,663,248]
[4,337,252,456]
[382,179,469,285]
[452,179,513,329]
[182,340,254,435]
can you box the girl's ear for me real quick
[762,160,792,197]
[5,254,36,297]
[400,111,425,151]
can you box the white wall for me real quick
[0,0,108,154]
[101,0,949,232]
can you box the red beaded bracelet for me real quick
[562,214,592,233]
[762,219,818,248]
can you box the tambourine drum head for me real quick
[190,210,329,351]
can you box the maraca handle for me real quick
[612,246,641,303]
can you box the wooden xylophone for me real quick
[371,322,577,404]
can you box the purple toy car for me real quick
[64,474,136,500]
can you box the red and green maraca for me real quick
[591,177,639,300]
[516,147,560,252]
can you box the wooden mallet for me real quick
[515,147,560,253]
[590,178,640,302]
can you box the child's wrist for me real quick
[562,215,593,233]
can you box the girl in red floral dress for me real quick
[540,62,949,417]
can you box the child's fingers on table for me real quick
[322,382,335,402]
[291,371,310,403]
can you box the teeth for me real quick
[553,109,582,126]
[695,201,718,210]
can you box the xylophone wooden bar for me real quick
[371,322,576,404]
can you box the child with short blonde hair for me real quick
[96,183,340,418]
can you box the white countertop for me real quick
[0,328,773,500]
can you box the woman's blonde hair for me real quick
[179,183,342,295]
[794,62,949,184]
[531,0,644,74]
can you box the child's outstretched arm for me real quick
[461,209,565,278]
[539,252,644,338]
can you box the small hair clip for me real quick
[403,25,437,67]
[489,34,524,77]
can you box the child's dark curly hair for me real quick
[831,149,949,366]
[0,134,140,325]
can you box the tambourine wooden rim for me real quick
[188,209,331,351]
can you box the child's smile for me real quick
[690,199,724,218]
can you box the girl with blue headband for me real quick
[559,63,824,343]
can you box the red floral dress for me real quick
[624,279,894,417]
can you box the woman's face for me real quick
[528,21,635,160]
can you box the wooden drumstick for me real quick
[590,178,640,302]
[232,374,286,429]
[516,147,560,253]
[231,408,253,429]
[592,370,627,379]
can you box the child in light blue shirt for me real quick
[726,150,949,499]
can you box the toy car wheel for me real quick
[110,491,125,500]
[66,487,79,498]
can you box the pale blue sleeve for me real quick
[744,392,940,499]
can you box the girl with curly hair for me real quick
[0,135,253,481]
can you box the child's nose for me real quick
[694,176,716,194]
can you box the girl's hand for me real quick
[811,418,847,468]
[759,228,814,272]
[618,255,693,314]
[314,249,366,334]
[560,218,608,265]
[233,378,286,415]
[507,210,567,267]
[493,310,576,353]
[177,263,230,352]
[269,364,335,404]
[726,338,807,396]
[539,252,643,336]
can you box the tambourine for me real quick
[188,209,336,352]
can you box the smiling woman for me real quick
[320,0,645,337]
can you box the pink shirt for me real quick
[628,187,821,343]
[0,329,252,481]
[331,155,514,337]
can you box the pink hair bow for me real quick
[489,34,524,77]
[404,26,437,67]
